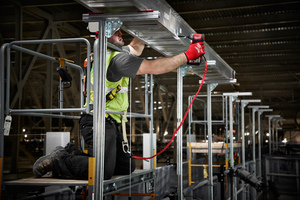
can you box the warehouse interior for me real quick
[0,0,300,199]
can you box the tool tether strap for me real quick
[121,110,130,154]
[107,78,129,154]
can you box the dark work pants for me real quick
[52,114,136,180]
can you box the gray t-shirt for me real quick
[107,46,144,82]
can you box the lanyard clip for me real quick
[122,141,130,154]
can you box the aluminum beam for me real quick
[78,0,235,82]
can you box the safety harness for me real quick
[84,54,130,154]
[105,78,130,154]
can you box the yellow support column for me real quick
[88,157,95,185]
[188,143,192,186]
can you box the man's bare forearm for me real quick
[137,53,188,75]
[128,38,145,56]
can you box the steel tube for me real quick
[0,43,9,194]
[207,83,213,200]
[241,102,247,200]
[229,95,236,199]
[272,120,275,153]
[9,38,90,110]
[257,109,272,178]
[93,20,107,199]
[258,112,262,178]
[106,110,151,118]
[10,112,81,119]
[252,109,256,181]
[10,45,83,72]
[5,38,91,115]
[150,75,154,169]
[177,66,183,199]
[83,11,160,22]
[269,118,272,154]
[10,108,85,113]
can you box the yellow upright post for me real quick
[188,143,192,186]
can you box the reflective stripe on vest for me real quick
[106,86,128,94]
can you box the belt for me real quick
[88,104,116,124]
[105,113,116,124]
[83,111,128,154]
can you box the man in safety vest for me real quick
[33,29,205,180]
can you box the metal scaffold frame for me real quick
[237,99,261,199]
[186,91,278,200]
[0,30,156,200]
[77,0,236,199]
[186,86,258,200]
[82,11,236,200]
[1,0,239,199]
[87,14,158,197]
[0,38,91,194]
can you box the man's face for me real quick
[107,29,124,48]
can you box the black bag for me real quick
[56,67,72,83]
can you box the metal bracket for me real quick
[87,20,123,38]
[105,20,123,38]
[181,66,191,77]
[209,83,218,92]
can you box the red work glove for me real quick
[184,42,205,61]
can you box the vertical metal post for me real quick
[145,75,149,119]
[59,79,63,113]
[271,120,274,153]
[94,20,107,200]
[6,46,11,116]
[268,117,272,155]
[272,119,275,153]
[265,115,281,154]
[265,115,279,189]
[177,67,183,199]
[275,122,278,151]
[257,111,262,179]
[296,160,300,199]
[188,96,192,144]
[228,95,235,199]
[271,118,282,153]
[207,84,213,200]
[145,74,153,168]
[237,99,261,200]
[274,118,284,152]
[148,74,154,169]
[248,106,269,184]
[0,44,9,198]
[223,93,252,200]
[257,109,272,178]
[225,96,229,167]
[241,102,247,200]
[252,109,256,189]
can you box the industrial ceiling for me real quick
[0,0,300,134]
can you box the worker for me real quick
[32,29,205,180]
